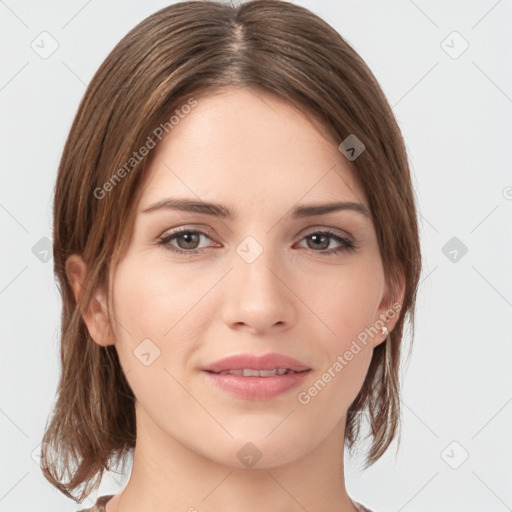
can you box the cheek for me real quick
[112,259,168,341]
[109,256,208,416]
[311,260,384,346]
[110,255,217,368]
[303,261,383,401]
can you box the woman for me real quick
[41,1,421,511]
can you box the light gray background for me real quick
[1,1,511,511]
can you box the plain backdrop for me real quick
[1,1,511,511]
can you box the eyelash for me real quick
[157,227,357,256]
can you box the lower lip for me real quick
[203,370,310,400]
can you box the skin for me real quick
[67,87,404,512]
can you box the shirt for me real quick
[77,494,375,511]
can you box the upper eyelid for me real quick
[160,226,216,242]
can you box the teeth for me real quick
[217,368,294,376]
[255,369,280,377]
[220,369,243,376]
[238,368,257,377]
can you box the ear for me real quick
[65,254,116,347]
[372,265,406,348]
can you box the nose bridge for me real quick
[222,232,294,332]
[234,233,281,296]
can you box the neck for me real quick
[107,402,358,512]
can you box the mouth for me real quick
[201,352,311,399]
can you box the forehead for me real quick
[138,87,367,212]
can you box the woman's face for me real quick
[106,87,396,468]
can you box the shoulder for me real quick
[76,494,115,512]
[353,500,376,512]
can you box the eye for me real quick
[158,228,356,256]
[295,230,356,255]
[158,228,216,255]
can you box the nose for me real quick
[221,240,296,335]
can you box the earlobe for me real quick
[65,254,115,347]
[373,266,406,348]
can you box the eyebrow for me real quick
[141,198,369,219]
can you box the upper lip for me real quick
[203,352,311,373]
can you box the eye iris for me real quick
[308,233,329,250]
[177,232,200,249]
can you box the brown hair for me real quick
[41,0,421,502]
